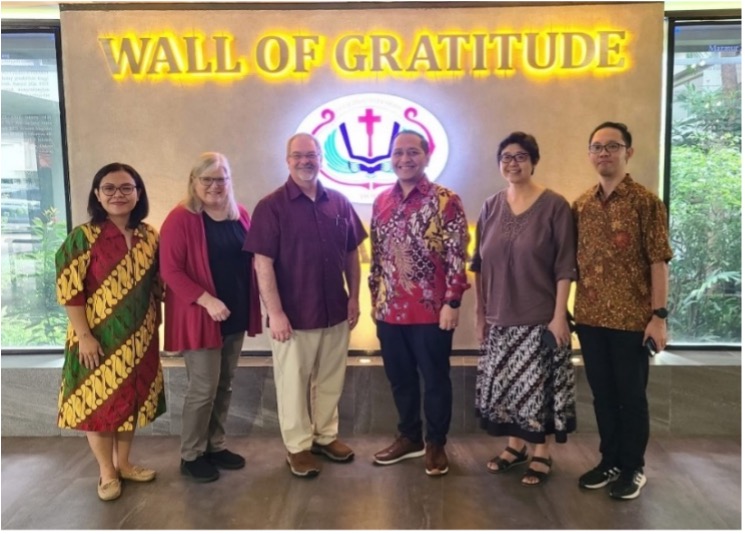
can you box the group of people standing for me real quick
[55,121,671,504]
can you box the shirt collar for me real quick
[392,174,431,200]
[593,173,633,200]
[286,175,328,201]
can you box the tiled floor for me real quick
[1,434,740,529]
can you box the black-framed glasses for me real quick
[589,142,627,154]
[499,152,530,163]
[198,176,229,187]
[99,184,137,196]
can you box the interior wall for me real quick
[60,2,664,351]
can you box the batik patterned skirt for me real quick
[475,324,576,443]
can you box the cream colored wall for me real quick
[61,3,664,351]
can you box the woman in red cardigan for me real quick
[160,152,261,483]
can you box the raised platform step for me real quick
[1,354,740,437]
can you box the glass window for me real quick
[1,30,69,349]
[667,21,741,344]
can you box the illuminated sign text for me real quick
[98,28,631,83]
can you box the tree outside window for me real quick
[668,22,741,344]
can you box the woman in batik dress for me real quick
[470,132,577,486]
[56,162,166,501]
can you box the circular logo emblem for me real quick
[295,93,449,204]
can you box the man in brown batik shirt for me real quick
[573,122,672,501]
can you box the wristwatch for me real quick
[652,307,668,319]
[447,299,461,309]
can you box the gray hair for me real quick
[184,152,239,220]
[286,133,322,157]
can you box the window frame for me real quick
[662,14,742,350]
[1,21,72,355]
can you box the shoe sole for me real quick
[310,445,355,463]
[425,466,449,476]
[579,474,620,490]
[180,465,220,483]
[120,473,156,482]
[98,491,121,502]
[286,457,321,478]
[610,475,647,500]
[373,448,426,466]
[486,457,529,474]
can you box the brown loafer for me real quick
[119,465,156,482]
[424,443,449,476]
[286,450,321,478]
[311,439,355,462]
[97,477,122,501]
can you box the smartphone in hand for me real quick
[541,329,557,350]
[644,337,658,357]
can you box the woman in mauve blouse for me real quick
[470,132,578,487]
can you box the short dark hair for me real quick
[393,130,429,155]
[589,121,632,148]
[87,162,149,229]
[497,132,540,165]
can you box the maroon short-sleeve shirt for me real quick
[243,177,367,330]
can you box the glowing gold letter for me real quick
[98,37,152,75]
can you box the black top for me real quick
[203,212,250,337]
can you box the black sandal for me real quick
[521,456,553,486]
[487,445,529,474]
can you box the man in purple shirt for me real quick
[243,133,367,478]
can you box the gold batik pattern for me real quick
[57,302,159,428]
[57,223,162,429]
[56,224,98,305]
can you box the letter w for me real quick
[98,37,152,75]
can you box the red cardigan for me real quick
[160,204,262,351]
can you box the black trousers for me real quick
[376,321,454,445]
[576,325,650,472]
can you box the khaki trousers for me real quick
[270,320,350,453]
[180,332,244,461]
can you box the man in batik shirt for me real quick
[369,130,470,476]
[573,122,672,501]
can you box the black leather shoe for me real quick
[181,456,220,482]
[206,449,246,470]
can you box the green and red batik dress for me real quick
[55,220,166,432]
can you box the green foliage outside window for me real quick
[668,86,742,343]
[1,208,68,346]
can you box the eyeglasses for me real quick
[589,142,627,154]
[392,148,426,158]
[289,152,320,161]
[198,176,229,187]
[499,152,530,164]
[99,184,137,196]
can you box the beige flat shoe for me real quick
[119,465,156,482]
[97,478,122,501]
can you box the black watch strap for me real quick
[652,307,668,319]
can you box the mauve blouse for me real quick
[470,188,577,327]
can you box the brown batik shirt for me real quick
[572,174,673,332]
